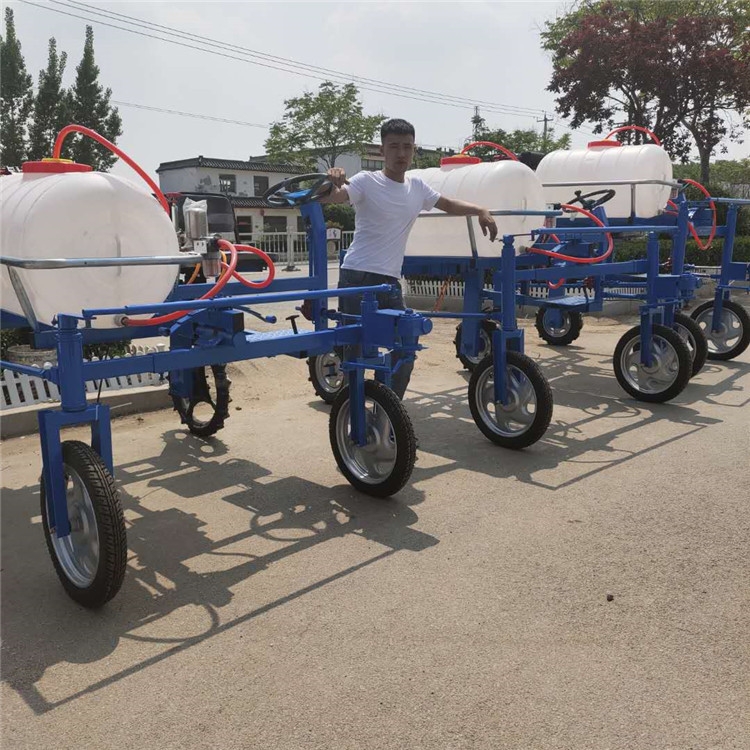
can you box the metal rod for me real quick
[542,179,680,188]
[418,208,561,218]
[0,253,203,269]
[7,266,39,329]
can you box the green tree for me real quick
[465,125,571,160]
[28,38,71,161]
[0,7,33,166]
[64,25,122,170]
[265,81,385,169]
[542,0,750,185]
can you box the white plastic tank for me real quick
[406,157,547,258]
[536,141,673,219]
[1,160,179,328]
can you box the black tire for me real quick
[535,307,584,346]
[41,440,127,608]
[673,312,708,377]
[307,348,345,404]
[468,351,553,449]
[690,299,750,361]
[613,324,692,403]
[454,320,498,371]
[171,364,231,437]
[329,379,416,498]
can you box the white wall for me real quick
[158,166,298,196]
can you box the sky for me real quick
[8,0,750,182]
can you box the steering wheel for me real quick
[263,173,334,207]
[565,189,616,211]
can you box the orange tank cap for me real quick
[440,155,482,166]
[22,158,93,174]
[587,140,622,148]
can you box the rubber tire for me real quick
[673,312,708,377]
[690,299,750,361]
[535,308,584,346]
[41,441,127,608]
[468,351,553,449]
[172,365,231,438]
[307,347,345,405]
[454,320,498,371]
[329,379,416,498]
[613,324,692,403]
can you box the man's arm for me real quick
[318,167,351,204]
[434,195,498,241]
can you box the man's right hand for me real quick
[327,167,349,188]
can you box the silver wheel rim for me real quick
[336,397,396,484]
[464,328,492,365]
[543,310,571,337]
[694,307,743,354]
[674,322,697,362]
[50,465,100,588]
[314,351,344,394]
[475,363,537,437]
[619,333,681,395]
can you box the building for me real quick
[156,156,307,240]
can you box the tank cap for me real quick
[22,158,93,174]
[440,155,482,167]
[587,140,622,148]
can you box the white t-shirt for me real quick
[341,171,440,278]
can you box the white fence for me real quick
[237,231,354,265]
[1,344,167,411]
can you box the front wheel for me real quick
[171,365,231,437]
[41,441,127,608]
[535,308,583,346]
[454,320,498,371]
[690,299,750,361]
[330,379,416,497]
[468,352,553,449]
[613,324,692,403]
[673,312,708,377]
[308,348,345,404]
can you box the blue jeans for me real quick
[337,267,414,399]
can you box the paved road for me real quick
[2,312,749,750]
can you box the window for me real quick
[263,216,287,233]
[218,174,236,194]
[361,158,383,171]
[236,216,254,237]
[297,216,308,233]
[254,175,269,196]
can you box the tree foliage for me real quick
[265,81,385,169]
[542,0,750,184]
[0,7,33,166]
[465,115,571,160]
[64,26,122,170]
[28,38,71,161]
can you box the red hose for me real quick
[529,204,614,263]
[605,125,661,146]
[124,238,239,326]
[53,124,170,214]
[461,140,519,162]
[224,244,276,289]
[681,179,717,251]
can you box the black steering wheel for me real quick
[263,173,334,207]
[565,189,616,211]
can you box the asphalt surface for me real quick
[1,296,749,749]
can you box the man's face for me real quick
[381,133,416,174]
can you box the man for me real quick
[320,118,498,399]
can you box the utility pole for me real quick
[471,106,485,141]
[537,112,550,151]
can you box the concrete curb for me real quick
[1,385,171,440]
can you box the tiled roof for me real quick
[229,196,296,210]
[157,156,307,174]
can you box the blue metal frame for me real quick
[1,199,432,543]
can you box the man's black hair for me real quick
[380,118,415,141]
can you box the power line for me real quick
[111,101,268,128]
[22,0,548,122]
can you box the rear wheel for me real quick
[330,379,416,497]
[535,308,583,346]
[673,312,708,377]
[308,348,345,404]
[454,320,498,371]
[690,299,750,361]
[171,365,231,437]
[41,441,127,608]
[613,324,692,403]
[468,352,553,449]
